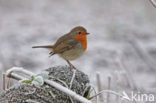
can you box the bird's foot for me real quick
[69,64,77,70]
[49,52,55,57]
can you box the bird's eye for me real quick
[78,32,81,35]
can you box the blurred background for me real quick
[0,0,156,102]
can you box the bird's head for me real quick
[70,26,89,41]
[70,26,89,50]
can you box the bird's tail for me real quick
[32,45,55,56]
[32,45,54,50]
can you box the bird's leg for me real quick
[66,60,76,69]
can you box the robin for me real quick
[32,26,89,69]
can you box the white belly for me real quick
[59,44,85,60]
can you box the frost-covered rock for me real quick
[0,66,90,103]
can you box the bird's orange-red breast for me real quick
[32,26,89,69]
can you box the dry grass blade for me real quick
[89,90,125,100]
[106,76,111,103]
[2,73,6,91]
[115,51,138,90]
[70,69,76,89]
[90,85,98,103]
[7,77,10,89]
[114,71,120,103]
[96,72,104,102]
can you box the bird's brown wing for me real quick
[53,39,78,54]
[54,33,70,48]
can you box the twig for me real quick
[149,0,156,8]
[7,77,10,89]
[96,72,104,102]
[114,71,120,103]
[6,67,34,77]
[90,86,98,103]
[89,90,130,101]
[6,67,92,103]
[51,76,69,88]
[2,73,6,91]
[70,69,76,89]
[82,84,90,96]
[106,76,111,103]
[49,91,56,98]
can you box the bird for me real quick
[32,26,89,69]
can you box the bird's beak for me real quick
[86,33,90,35]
